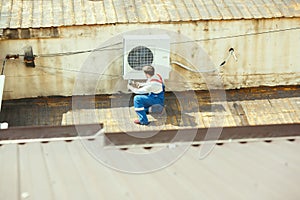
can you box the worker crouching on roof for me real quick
[128,65,165,125]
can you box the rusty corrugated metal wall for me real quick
[0,18,299,99]
[0,0,299,100]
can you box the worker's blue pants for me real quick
[134,92,164,125]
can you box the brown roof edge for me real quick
[0,123,103,141]
[104,123,300,146]
[1,123,299,145]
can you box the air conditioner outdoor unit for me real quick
[123,34,171,80]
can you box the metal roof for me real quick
[0,0,300,29]
[0,137,299,200]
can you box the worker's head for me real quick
[143,65,155,78]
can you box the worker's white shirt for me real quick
[129,74,163,95]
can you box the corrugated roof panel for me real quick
[103,0,117,24]
[173,0,191,21]
[83,0,94,25]
[85,0,94,25]
[18,143,54,200]
[152,0,170,22]
[224,0,244,19]
[1,139,300,199]
[20,0,33,28]
[31,0,42,28]
[0,0,12,29]
[41,0,54,28]
[62,0,75,26]
[83,0,97,25]
[192,0,211,20]
[123,0,139,23]
[112,0,128,23]
[234,0,254,19]
[9,0,22,28]
[0,144,19,200]
[1,0,300,29]
[163,0,181,22]
[52,0,65,27]
[213,0,234,20]
[252,0,274,18]
[93,1,107,24]
[263,0,284,17]
[245,0,264,18]
[64,139,130,199]
[73,0,85,25]
[42,142,90,200]
[203,0,223,19]
[274,0,294,17]
[182,0,201,20]
[290,0,300,16]
[134,0,150,22]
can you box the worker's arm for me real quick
[128,83,152,94]
[137,82,147,87]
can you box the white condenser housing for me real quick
[123,34,171,80]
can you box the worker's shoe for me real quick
[134,119,149,125]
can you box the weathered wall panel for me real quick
[0,18,299,99]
